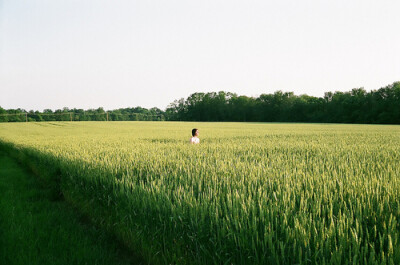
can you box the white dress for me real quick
[189,137,200,144]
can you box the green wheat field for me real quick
[0,122,399,265]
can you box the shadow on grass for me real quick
[0,151,146,265]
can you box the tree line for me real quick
[166,81,400,124]
[1,81,399,124]
[0,107,164,122]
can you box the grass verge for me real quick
[0,150,145,265]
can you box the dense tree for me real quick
[0,106,164,122]
[1,81,399,124]
[0,106,8,122]
[165,82,400,124]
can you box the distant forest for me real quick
[1,81,399,124]
[0,107,165,122]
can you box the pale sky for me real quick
[1,0,399,111]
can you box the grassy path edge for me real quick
[0,141,147,265]
[0,139,205,265]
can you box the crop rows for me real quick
[0,122,399,264]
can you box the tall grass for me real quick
[0,122,399,264]
[0,151,143,265]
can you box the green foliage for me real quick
[1,81,399,124]
[165,82,400,124]
[1,122,399,264]
[0,107,164,122]
[0,151,144,265]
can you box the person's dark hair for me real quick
[192,128,198,137]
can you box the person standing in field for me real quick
[190,128,200,144]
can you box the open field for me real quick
[0,122,400,264]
